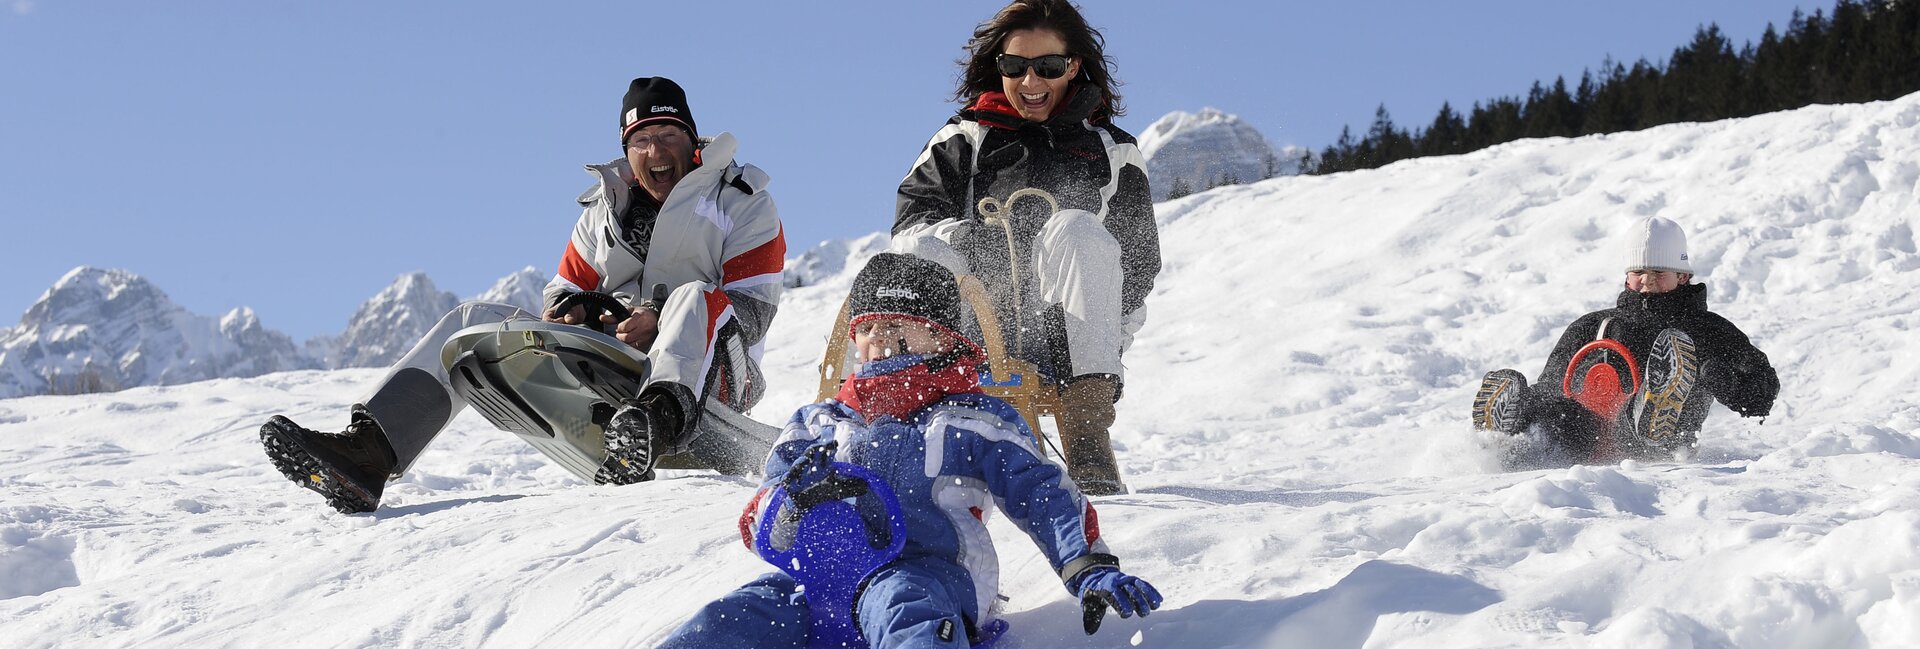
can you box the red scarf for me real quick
[834,348,985,422]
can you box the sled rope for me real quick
[976,188,1060,354]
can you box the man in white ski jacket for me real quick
[259,76,786,513]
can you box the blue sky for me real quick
[0,1,1816,341]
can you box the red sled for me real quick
[1561,339,1641,462]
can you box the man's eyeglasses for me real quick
[995,54,1071,80]
[626,129,686,151]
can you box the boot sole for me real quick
[261,417,380,514]
[592,456,656,486]
[1637,331,1701,444]
[1473,369,1527,434]
[594,409,658,486]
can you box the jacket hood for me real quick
[579,133,769,212]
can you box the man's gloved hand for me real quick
[1075,567,1163,635]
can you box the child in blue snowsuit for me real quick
[659,253,1162,648]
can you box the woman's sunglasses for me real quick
[996,54,1071,79]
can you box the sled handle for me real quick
[550,291,633,336]
[1562,339,1642,398]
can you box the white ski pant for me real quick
[892,209,1142,381]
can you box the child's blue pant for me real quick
[658,556,980,649]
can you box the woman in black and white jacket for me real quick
[892,0,1160,496]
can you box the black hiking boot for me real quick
[261,406,397,514]
[1472,369,1529,435]
[1630,328,1702,453]
[594,389,688,486]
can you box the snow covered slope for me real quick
[5,93,1920,648]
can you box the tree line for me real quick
[1308,0,1920,175]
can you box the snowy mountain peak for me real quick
[218,306,260,332]
[1138,107,1238,154]
[327,272,461,369]
[1138,108,1304,201]
[0,265,565,396]
[0,267,311,398]
[473,266,550,315]
[783,232,890,289]
[384,271,438,300]
[25,266,149,323]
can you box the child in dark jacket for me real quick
[1473,216,1779,465]
[659,253,1161,648]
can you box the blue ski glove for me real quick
[1074,567,1163,635]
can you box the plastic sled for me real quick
[753,461,1006,649]
[816,274,1059,455]
[1561,338,1642,462]
[440,291,777,480]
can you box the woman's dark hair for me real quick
[953,0,1124,119]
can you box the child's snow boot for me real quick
[1471,369,1529,435]
[1629,328,1702,454]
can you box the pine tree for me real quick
[1307,0,1920,176]
[1165,177,1193,200]
[1363,104,1415,169]
[1664,24,1742,121]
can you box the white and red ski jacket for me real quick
[543,133,786,394]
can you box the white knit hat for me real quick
[1625,216,1692,273]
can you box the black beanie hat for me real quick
[620,76,697,143]
[847,253,978,350]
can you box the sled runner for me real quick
[440,291,778,481]
[816,274,1061,455]
[754,454,1007,649]
[1562,337,1642,461]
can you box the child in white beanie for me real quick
[1471,216,1778,467]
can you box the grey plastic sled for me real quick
[440,317,778,481]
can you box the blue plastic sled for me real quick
[753,461,1007,649]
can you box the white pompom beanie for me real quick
[1625,216,1692,274]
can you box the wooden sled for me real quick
[815,275,1061,456]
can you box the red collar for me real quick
[833,348,985,422]
[970,91,1026,130]
[968,87,1107,129]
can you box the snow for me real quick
[5,93,1920,647]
